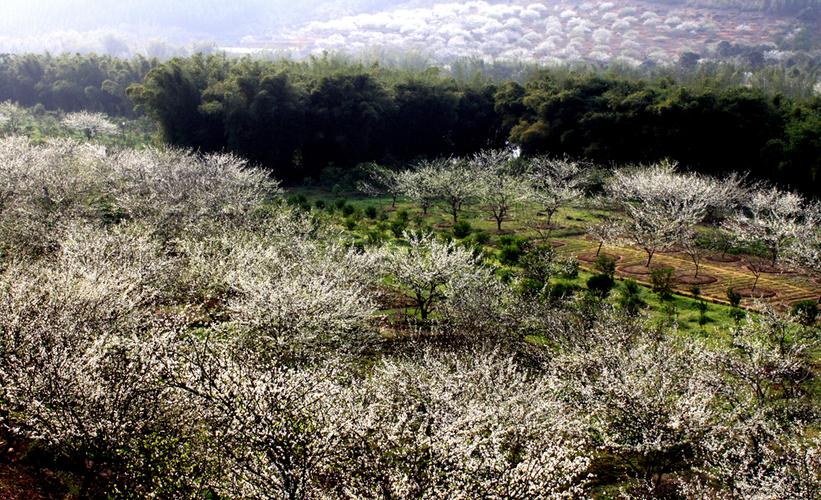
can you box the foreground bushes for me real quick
[0,138,817,497]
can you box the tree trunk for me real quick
[596,240,603,257]
[416,292,428,321]
[546,208,554,226]
[391,194,397,208]
[752,271,761,292]
[79,462,96,498]
[646,250,655,267]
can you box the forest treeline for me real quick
[127,55,820,194]
[1,53,818,195]
[0,53,157,117]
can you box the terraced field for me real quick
[292,187,820,316]
[557,236,820,309]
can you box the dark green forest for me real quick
[127,55,820,194]
[0,53,156,117]
[1,53,818,195]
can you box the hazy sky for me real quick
[0,0,409,36]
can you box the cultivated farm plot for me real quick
[294,188,820,315]
[556,237,820,310]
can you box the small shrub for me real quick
[378,210,389,221]
[335,198,347,210]
[314,199,326,210]
[687,285,709,325]
[469,230,491,246]
[587,274,615,299]
[498,235,520,247]
[496,268,516,283]
[364,206,378,219]
[594,255,617,277]
[549,282,580,301]
[452,221,472,239]
[344,217,357,230]
[396,209,409,223]
[650,268,674,301]
[662,302,679,324]
[341,204,356,217]
[730,308,746,324]
[390,220,408,238]
[497,236,529,266]
[791,300,819,326]
[697,300,709,326]
[517,277,545,297]
[727,288,742,308]
[366,229,385,245]
[462,241,485,260]
[618,279,646,315]
[498,245,524,266]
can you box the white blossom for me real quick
[62,111,119,137]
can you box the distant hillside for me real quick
[0,0,818,65]
[247,0,817,65]
[648,0,821,14]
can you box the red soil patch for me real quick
[577,252,622,263]
[746,264,794,275]
[0,462,54,499]
[619,264,675,276]
[705,254,741,263]
[732,287,777,299]
[673,274,718,285]
[0,432,69,499]
[374,288,416,310]
[433,222,453,229]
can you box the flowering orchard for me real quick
[0,138,818,497]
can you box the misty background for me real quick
[1,0,818,67]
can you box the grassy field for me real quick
[286,186,820,334]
